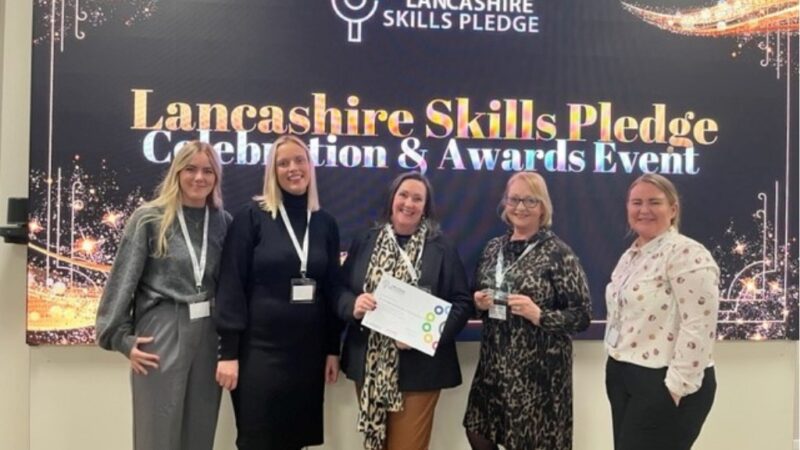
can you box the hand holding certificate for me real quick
[362,275,452,356]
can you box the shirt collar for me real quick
[626,227,677,257]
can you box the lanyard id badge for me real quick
[488,289,508,321]
[178,206,211,320]
[177,205,209,293]
[291,278,316,303]
[490,240,539,321]
[386,224,425,285]
[189,300,211,320]
[605,322,621,348]
[279,204,316,304]
[606,285,626,348]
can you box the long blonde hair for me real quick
[254,135,320,217]
[140,140,223,257]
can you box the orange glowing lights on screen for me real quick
[622,0,799,37]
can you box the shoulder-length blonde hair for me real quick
[628,173,681,230]
[500,171,554,228]
[141,140,223,257]
[254,134,320,217]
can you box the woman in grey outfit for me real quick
[95,141,231,450]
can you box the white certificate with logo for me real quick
[362,275,452,356]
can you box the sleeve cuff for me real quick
[218,331,240,360]
[118,334,137,358]
[665,367,701,397]
[538,308,549,327]
[538,308,559,330]
[326,344,341,356]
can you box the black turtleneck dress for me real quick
[214,191,343,450]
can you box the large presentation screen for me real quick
[26,0,798,344]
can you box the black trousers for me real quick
[606,357,716,450]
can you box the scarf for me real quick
[358,222,428,450]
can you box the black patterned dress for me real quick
[463,229,591,450]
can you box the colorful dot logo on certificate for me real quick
[422,311,436,349]
[421,304,452,351]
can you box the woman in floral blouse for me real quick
[605,174,720,450]
[463,171,591,450]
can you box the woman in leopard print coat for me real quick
[463,172,592,450]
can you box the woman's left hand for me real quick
[508,294,542,325]
[395,340,411,350]
[324,355,339,384]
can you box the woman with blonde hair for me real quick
[463,171,591,450]
[605,174,719,450]
[214,134,343,450]
[96,140,231,450]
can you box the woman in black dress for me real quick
[463,172,591,450]
[214,135,343,450]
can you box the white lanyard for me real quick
[176,205,209,291]
[612,242,658,321]
[386,223,425,283]
[495,240,540,290]
[279,204,311,277]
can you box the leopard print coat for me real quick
[463,229,591,450]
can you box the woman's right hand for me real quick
[353,293,377,320]
[474,290,492,311]
[216,360,239,391]
[129,336,160,375]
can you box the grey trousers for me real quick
[131,301,221,450]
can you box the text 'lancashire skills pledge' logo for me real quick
[331,0,381,43]
[331,0,541,43]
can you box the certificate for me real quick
[362,275,452,356]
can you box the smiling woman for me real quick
[274,139,311,196]
[605,174,720,450]
[626,175,680,243]
[336,171,474,450]
[464,171,591,450]
[390,177,427,235]
[213,135,344,450]
[179,151,217,207]
[95,140,232,450]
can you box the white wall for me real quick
[20,340,799,450]
[0,0,31,449]
[1,1,797,449]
